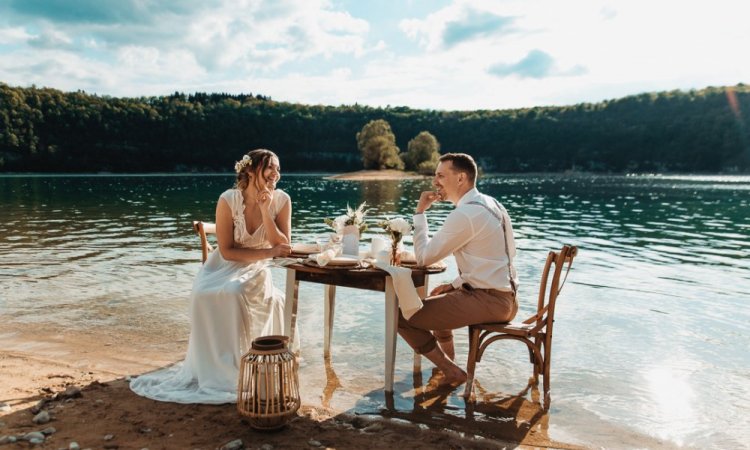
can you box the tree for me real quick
[356,119,403,170]
[404,131,440,174]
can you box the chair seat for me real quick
[474,321,535,337]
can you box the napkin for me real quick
[374,261,423,320]
[313,248,338,267]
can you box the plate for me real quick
[326,256,360,266]
[291,243,320,254]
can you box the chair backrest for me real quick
[524,245,578,336]
[192,221,216,263]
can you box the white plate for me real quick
[292,243,320,254]
[326,256,360,266]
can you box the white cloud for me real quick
[0,0,749,110]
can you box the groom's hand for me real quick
[416,191,440,214]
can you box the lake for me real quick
[1,173,749,449]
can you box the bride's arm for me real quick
[215,198,290,262]
[259,190,291,246]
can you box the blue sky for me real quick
[0,0,748,110]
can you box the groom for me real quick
[398,152,519,386]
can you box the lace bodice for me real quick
[219,188,290,249]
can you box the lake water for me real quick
[1,173,749,449]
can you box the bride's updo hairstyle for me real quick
[234,148,279,191]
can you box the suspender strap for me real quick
[467,199,517,294]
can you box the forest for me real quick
[1,82,749,173]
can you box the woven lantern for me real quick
[237,335,300,430]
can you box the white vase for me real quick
[341,225,360,256]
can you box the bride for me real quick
[131,148,293,404]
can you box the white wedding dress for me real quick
[131,188,294,404]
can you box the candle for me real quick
[371,236,388,257]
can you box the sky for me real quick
[0,0,748,111]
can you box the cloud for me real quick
[442,9,515,48]
[489,49,586,79]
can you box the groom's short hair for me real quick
[439,153,477,183]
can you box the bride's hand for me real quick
[258,188,273,212]
[271,243,292,257]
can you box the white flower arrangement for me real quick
[378,216,414,265]
[234,154,252,173]
[324,201,368,234]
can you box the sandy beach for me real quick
[0,320,584,449]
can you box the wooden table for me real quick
[279,258,446,392]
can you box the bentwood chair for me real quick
[192,221,216,263]
[463,244,578,410]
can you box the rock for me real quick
[29,437,45,445]
[23,431,46,441]
[219,439,244,450]
[103,434,115,441]
[40,427,57,435]
[60,386,82,399]
[69,442,81,450]
[32,410,51,424]
[1,435,15,444]
[307,440,322,447]
[363,422,384,432]
[0,402,11,412]
[138,427,152,433]
[260,444,274,450]
[31,399,48,414]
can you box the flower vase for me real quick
[341,225,360,256]
[390,240,403,266]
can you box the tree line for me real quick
[1,82,749,173]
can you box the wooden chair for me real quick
[463,244,578,410]
[192,221,216,263]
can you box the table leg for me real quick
[284,268,299,344]
[385,276,397,392]
[323,284,336,359]
[412,274,428,373]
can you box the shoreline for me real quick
[0,321,586,449]
[325,169,428,180]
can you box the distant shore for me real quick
[325,169,428,180]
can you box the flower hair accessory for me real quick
[234,155,252,173]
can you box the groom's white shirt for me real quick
[412,188,518,292]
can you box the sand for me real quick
[0,321,587,450]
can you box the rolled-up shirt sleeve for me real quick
[413,211,474,268]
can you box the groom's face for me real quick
[433,161,461,202]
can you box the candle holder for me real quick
[237,335,300,430]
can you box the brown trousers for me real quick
[398,287,517,355]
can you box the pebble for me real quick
[260,444,274,450]
[40,427,57,435]
[307,439,322,447]
[32,410,51,424]
[363,422,384,433]
[23,431,46,441]
[31,398,49,414]
[0,436,17,445]
[104,434,115,441]
[0,403,11,412]
[60,386,82,399]
[69,442,81,450]
[219,439,244,450]
[28,437,45,445]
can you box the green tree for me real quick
[356,119,403,170]
[404,131,440,174]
